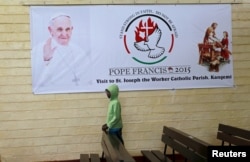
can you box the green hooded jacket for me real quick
[106,84,123,129]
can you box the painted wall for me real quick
[0,0,249,162]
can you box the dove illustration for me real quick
[134,27,165,58]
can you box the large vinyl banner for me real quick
[30,5,233,94]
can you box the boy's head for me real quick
[105,84,119,99]
[105,89,111,98]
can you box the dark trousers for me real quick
[109,128,124,145]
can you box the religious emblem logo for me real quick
[120,10,178,65]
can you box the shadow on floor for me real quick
[43,155,186,162]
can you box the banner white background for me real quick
[30,5,234,94]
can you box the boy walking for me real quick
[102,84,124,144]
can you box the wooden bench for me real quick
[101,131,135,162]
[141,126,210,162]
[217,123,250,146]
[80,154,100,162]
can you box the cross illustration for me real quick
[141,21,154,41]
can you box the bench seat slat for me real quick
[151,150,172,162]
[141,150,161,162]
[101,132,135,162]
[101,139,114,162]
[90,154,100,162]
[80,154,89,162]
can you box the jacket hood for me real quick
[106,84,119,100]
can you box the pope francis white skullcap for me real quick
[49,12,71,21]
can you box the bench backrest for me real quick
[217,123,250,146]
[101,132,135,162]
[162,126,210,162]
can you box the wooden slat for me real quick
[141,150,161,162]
[218,123,250,140]
[217,123,250,146]
[101,132,135,162]
[151,150,172,162]
[217,132,250,146]
[101,138,114,162]
[80,154,89,162]
[90,154,100,162]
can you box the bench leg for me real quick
[172,149,175,162]
[101,151,105,160]
[164,145,167,155]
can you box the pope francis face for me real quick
[48,15,73,46]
